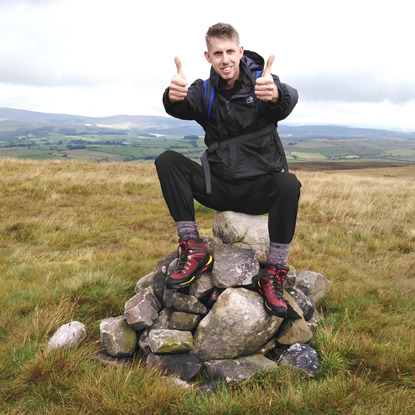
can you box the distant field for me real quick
[1,132,414,165]
[0,146,58,160]
[286,137,415,162]
[289,151,327,160]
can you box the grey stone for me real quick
[151,272,168,304]
[134,271,155,293]
[278,343,321,377]
[152,307,174,329]
[256,338,277,355]
[189,273,215,299]
[212,211,270,263]
[167,258,178,277]
[153,250,177,275]
[148,329,193,354]
[204,354,277,382]
[138,308,174,353]
[202,235,225,256]
[171,292,208,315]
[276,317,314,345]
[192,288,283,360]
[286,287,315,321]
[211,244,260,288]
[295,271,331,308]
[169,312,201,331]
[163,288,176,308]
[124,288,161,331]
[134,271,166,304]
[284,267,297,288]
[100,316,137,357]
[138,329,151,353]
[146,352,202,380]
[285,290,304,320]
[46,321,86,352]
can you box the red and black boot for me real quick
[166,238,213,289]
[256,263,289,318]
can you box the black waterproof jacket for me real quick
[163,50,298,148]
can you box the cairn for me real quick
[48,211,331,386]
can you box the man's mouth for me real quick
[221,66,232,75]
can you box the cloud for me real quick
[1,0,414,130]
[289,99,415,131]
[0,0,205,89]
[294,71,415,104]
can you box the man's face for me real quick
[204,36,244,87]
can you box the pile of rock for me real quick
[98,211,331,383]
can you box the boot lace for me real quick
[263,269,286,300]
[175,241,189,273]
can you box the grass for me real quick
[3,133,415,164]
[0,158,414,414]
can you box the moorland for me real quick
[1,108,414,414]
[0,156,414,414]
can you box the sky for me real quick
[1,0,414,131]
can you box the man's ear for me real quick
[204,51,211,63]
[239,46,244,58]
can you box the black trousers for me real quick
[155,150,301,244]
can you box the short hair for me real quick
[205,23,240,50]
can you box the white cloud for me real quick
[1,0,414,130]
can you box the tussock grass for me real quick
[0,158,414,414]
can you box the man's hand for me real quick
[168,56,188,102]
[254,55,279,103]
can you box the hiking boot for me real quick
[166,238,213,289]
[256,263,289,318]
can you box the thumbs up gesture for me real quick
[169,56,188,102]
[254,55,279,103]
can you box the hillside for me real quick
[2,107,415,139]
[1,107,415,164]
[0,107,204,136]
[0,159,414,413]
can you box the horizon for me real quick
[2,106,414,134]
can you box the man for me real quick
[155,23,300,318]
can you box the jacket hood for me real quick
[242,50,264,72]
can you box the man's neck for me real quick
[225,68,240,89]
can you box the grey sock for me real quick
[267,242,291,266]
[176,221,199,240]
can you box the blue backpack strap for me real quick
[204,70,261,119]
[252,70,264,114]
[203,79,215,121]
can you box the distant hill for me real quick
[1,107,415,140]
[0,107,203,136]
[278,124,415,140]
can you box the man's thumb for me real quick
[174,56,185,79]
[263,55,275,77]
